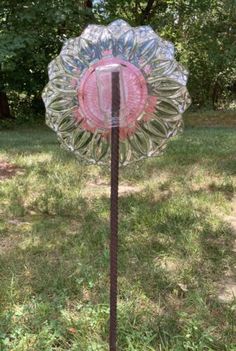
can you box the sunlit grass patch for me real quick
[0,125,236,350]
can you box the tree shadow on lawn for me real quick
[217,157,236,176]
[0,126,235,347]
[0,198,111,346]
[1,188,235,348]
[117,191,234,296]
[1,126,235,178]
[116,127,236,182]
[1,201,109,300]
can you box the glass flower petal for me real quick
[42,20,191,166]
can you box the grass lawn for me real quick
[0,123,236,350]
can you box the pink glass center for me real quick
[78,58,148,131]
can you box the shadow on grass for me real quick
[0,126,236,349]
[1,127,236,181]
[1,187,235,349]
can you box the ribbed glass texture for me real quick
[42,19,191,166]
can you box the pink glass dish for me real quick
[42,19,191,165]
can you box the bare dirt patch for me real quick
[218,277,236,303]
[0,161,23,181]
[185,110,236,128]
[82,179,143,197]
[0,235,20,255]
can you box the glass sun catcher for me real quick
[42,19,191,166]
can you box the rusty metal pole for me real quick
[109,71,120,351]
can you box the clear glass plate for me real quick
[42,19,191,166]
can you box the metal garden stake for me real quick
[42,19,191,351]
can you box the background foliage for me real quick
[0,0,235,121]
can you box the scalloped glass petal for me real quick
[42,19,191,166]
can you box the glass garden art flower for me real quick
[42,19,191,165]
